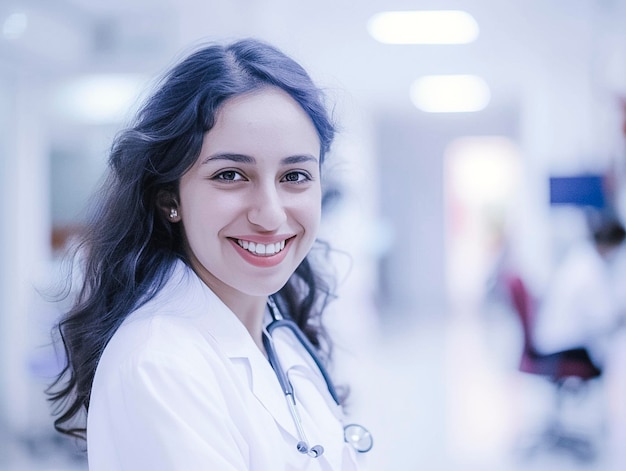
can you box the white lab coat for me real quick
[87,260,365,470]
[533,240,626,366]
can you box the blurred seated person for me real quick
[533,214,626,367]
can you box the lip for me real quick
[231,234,294,244]
[228,236,293,268]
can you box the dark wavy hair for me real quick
[47,38,337,439]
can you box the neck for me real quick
[220,293,268,352]
[185,255,268,352]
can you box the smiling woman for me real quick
[174,88,323,311]
[46,38,370,470]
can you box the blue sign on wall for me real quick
[549,175,605,208]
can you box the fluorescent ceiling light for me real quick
[410,75,490,113]
[368,10,479,45]
[52,74,148,124]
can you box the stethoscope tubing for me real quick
[264,296,372,456]
[262,305,327,457]
[265,318,340,404]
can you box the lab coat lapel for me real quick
[187,275,300,441]
[243,351,302,439]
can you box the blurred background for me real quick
[3,0,626,469]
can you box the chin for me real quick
[237,277,292,298]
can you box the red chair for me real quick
[505,274,602,462]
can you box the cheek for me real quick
[179,190,218,243]
[298,197,322,236]
[179,181,224,223]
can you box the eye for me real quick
[282,171,311,183]
[213,170,245,181]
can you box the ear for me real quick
[156,189,181,222]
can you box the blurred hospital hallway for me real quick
[3,300,624,471]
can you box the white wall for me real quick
[0,64,53,433]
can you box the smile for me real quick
[236,238,287,256]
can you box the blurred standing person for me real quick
[47,38,371,470]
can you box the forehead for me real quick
[202,87,321,156]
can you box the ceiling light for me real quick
[368,10,479,45]
[410,75,490,113]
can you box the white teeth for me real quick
[237,239,287,256]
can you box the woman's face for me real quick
[177,87,322,305]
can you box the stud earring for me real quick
[169,208,178,219]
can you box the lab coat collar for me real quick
[164,260,301,440]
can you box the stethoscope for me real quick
[263,297,373,458]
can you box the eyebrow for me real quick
[201,153,318,165]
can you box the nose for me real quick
[247,183,287,230]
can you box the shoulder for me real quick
[93,315,221,397]
[92,258,258,396]
[90,310,237,416]
[129,259,215,322]
[95,261,223,377]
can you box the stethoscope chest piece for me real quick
[344,424,373,453]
